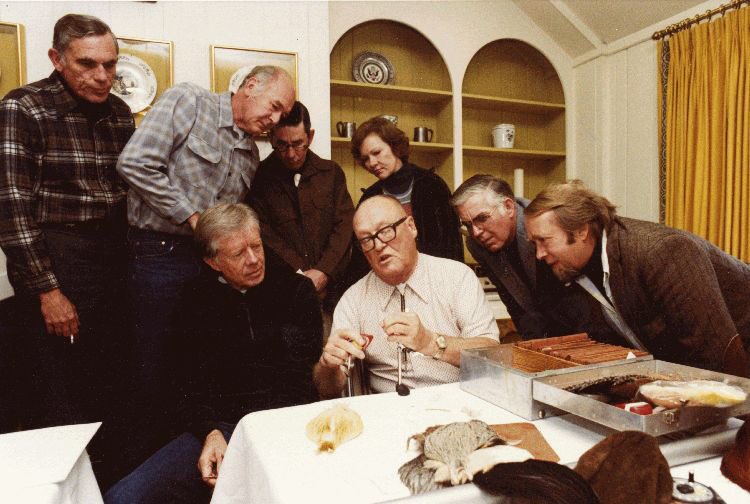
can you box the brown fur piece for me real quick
[574,431,672,504]
[721,421,750,491]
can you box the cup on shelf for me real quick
[492,123,515,148]
[413,126,433,143]
[336,121,357,138]
[379,114,398,125]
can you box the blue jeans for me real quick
[126,228,205,459]
[104,423,235,504]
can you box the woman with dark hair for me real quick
[350,116,464,263]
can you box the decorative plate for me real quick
[229,66,256,94]
[112,54,157,113]
[352,51,394,85]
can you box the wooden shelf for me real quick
[332,136,453,154]
[463,93,565,115]
[463,145,566,160]
[331,79,452,104]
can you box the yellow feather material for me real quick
[305,404,363,453]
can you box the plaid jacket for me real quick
[0,71,135,295]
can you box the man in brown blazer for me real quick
[248,101,354,333]
[525,180,750,377]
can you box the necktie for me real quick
[575,275,645,350]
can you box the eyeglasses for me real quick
[356,216,408,252]
[273,141,309,153]
[460,206,499,232]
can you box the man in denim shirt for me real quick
[116,66,294,459]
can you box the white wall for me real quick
[0,0,332,300]
[572,0,727,222]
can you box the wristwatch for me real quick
[433,334,448,360]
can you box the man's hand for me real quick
[318,329,366,375]
[197,429,228,487]
[303,269,329,295]
[39,288,80,338]
[187,212,201,231]
[382,312,434,355]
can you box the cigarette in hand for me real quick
[70,334,75,344]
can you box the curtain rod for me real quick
[652,0,749,40]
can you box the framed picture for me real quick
[115,36,174,124]
[0,22,26,98]
[210,45,297,94]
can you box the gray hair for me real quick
[194,204,260,259]
[450,174,514,209]
[240,65,291,94]
[53,14,118,54]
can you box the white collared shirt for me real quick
[332,253,499,393]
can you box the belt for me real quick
[127,226,193,242]
[41,220,114,234]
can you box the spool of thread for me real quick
[514,168,524,198]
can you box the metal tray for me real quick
[459,344,653,420]
[533,359,750,436]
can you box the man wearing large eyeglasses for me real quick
[450,174,586,341]
[248,102,354,333]
[313,195,499,398]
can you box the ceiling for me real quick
[511,0,708,59]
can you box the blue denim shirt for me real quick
[117,83,258,235]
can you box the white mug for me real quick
[492,124,515,149]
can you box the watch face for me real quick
[436,335,448,349]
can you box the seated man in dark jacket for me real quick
[105,203,321,504]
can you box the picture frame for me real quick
[209,44,298,94]
[0,22,26,98]
[115,36,174,125]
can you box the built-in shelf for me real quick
[332,136,453,154]
[331,79,452,104]
[463,145,566,160]
[462,93,565,115]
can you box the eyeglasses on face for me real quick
[356,216,408,252]
[460,206,499,232]
[273,141,309,153]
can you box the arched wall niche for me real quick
[462,38,567,201]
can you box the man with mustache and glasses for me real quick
[106,203,320,504]
[451,174,586,341]
[313,195,498,398]
[0,14,133,467]
[525,180,750,377]
[116,65,294,456]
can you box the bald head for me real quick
[354,195,404,231]
[353,195,418,286]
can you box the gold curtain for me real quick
[661,7,749,261]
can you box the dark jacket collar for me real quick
[265,149,329,180]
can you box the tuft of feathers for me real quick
[473,459,600,504]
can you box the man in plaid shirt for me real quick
[0,14,133,437]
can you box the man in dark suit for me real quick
[525,180,750,376]
[451,174,586,340]
[248,101,354,334]
[106,203,321,504]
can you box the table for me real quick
[0,423,103,504]
[211,383,749,503]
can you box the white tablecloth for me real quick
[212,383,746,503]
[0,423,103,504]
